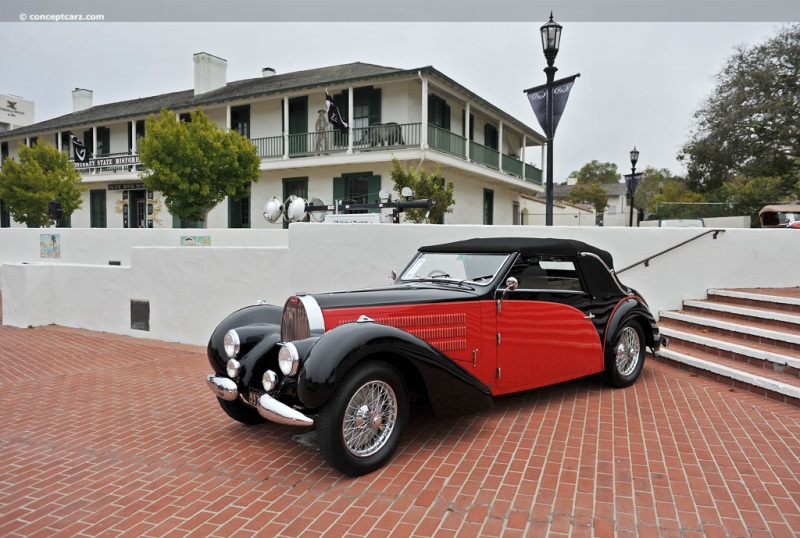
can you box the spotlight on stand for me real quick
[308,197,327,222]
[263,196,284,223]
[284,195,308,223]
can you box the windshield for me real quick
[399,252,510,285]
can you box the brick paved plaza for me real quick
[1,314,799,536]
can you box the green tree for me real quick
[0,141,83,227]
[680,24,800,193]
[138,108,260,225]
[721,175,795,227]
[634,167,675,213]
[390,158,455,223]
[567,160,621,185]
[567,181,608,214]
[648,180,708,219]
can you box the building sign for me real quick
[74,154,141,171]
[40,233,60,258]
[108,182,146,191]
[0,94,34,127]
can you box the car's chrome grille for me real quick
[281,297,311,341]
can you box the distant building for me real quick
[0,53,548,229]
[541,183,631,227]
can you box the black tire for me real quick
[604,320,645,388]
[317,361,409,476]
[217,397,266,425]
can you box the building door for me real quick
[129,190,147,228]
[282,177,308,229]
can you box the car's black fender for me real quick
[604,297,660,353]
[207,303,283,384]
[296,321,494,417]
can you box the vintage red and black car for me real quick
[205,237,664,476]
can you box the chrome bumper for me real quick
[205,374,314,427]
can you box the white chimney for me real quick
[193,52,227,96]
[72,88,93,112]
[262,67,276,77]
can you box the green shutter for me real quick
[333,176,346,210]
[368,175,381,211]
[84,130,93,156]
[127,121,133,152]
[369,88,381,125]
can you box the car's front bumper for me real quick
[205,374,314,427]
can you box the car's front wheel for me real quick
[317,361,409,476]
[604,321,645,388]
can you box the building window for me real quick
[353,87,381,131]
[513,202,520,225]
[334,172,381,214]
[282,177,308,229]
[231,105,250,138]
[29,137,38,147]
[96,127,110,155]
[428,94,450,129]
[462,111,474,140]
[483,189,494,225]
[179,113,192,123]
[128,120,145,152]
[484,124,498,150]
[90,189,107,228]
[228,195,251,228]
[0,141,8,163]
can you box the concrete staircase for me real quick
[655,288,800,408]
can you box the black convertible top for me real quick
[419,237,614,269]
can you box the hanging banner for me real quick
[624,173,644,198]
[524,73,580,138]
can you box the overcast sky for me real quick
[1,13,788,180]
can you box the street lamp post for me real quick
[628,146,639,227]
[540,13,562,227]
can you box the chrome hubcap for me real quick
[343,380,397,458]
[615,326,641,377]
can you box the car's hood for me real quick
[309,283,487,310]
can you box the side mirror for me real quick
[497,277,518,313]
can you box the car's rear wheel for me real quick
[604,321,645,388]
[217,397,266,425]
[317,361,408,476]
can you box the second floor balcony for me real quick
[56,122,541,186]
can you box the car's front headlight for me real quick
[223,329,240,359]
[278,342,300,376]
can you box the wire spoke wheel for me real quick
[615,326,641,377]
[318,361,408,476]
[342,380,397,457]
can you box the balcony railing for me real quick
[469,141,499,170]
[428,124,466,158]
[58,122,543,187]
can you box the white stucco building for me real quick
[0,53,556,229]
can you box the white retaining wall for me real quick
[2,223,798,346]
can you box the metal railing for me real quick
[616,229,726,274]
[502,155,523,178]
[251,135,283,158]
[428,124,466,158]
[469,141,499,170]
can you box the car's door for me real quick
[494,256,603,392]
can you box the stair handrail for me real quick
[616,229,726,274]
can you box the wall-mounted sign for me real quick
[108,183,146,191]
[40,233,60,258]
[74,154,141,171]
[0,94,34,127]
[181,236,211,247]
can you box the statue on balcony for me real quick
[315,109,329,154]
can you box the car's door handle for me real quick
[584,313,595,320]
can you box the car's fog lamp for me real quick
[278,343,300,376]
[223,330,240,359]
[262,370,279,391]
[226,359,242,378]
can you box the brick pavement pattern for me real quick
[1,316,799,536]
